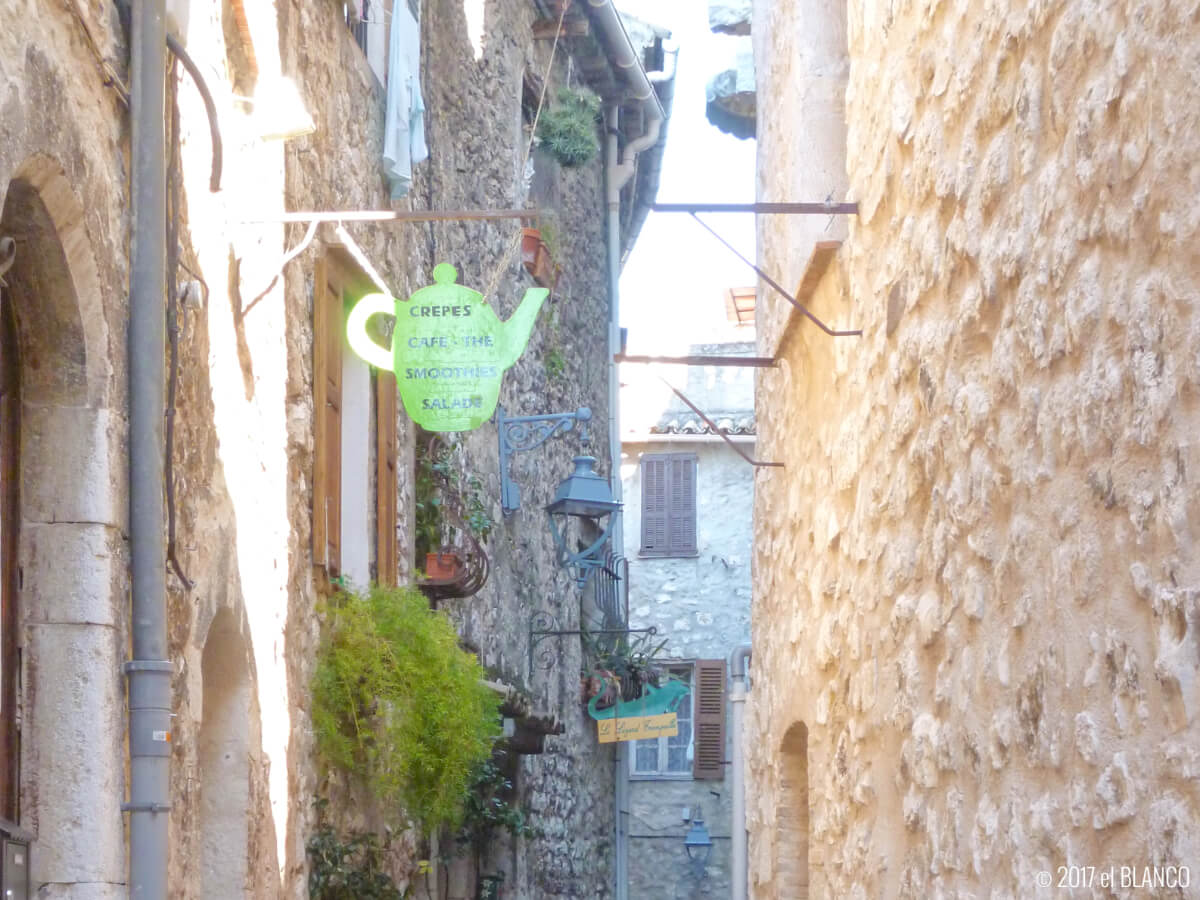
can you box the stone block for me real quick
[24,624,124,885]
[21,405,124,529]
[20,522,124,627]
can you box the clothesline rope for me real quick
[479,0,570,304]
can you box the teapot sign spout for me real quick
[344,263,548,431]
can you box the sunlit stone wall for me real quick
[748,0,1200,896]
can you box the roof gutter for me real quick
[584,0,667,201]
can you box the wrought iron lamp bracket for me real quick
[496,405,591,514]
[527,609,657,679]
[546,513,616,587]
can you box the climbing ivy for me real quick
[311,583,501,835]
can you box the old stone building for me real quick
[619,326,756,899]
[747,0,1200,897]
[1,0,670,897]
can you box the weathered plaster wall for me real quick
[750,0,1200,897]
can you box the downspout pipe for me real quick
[586,0,666,204]
[127,1,172,897]
[587,8,666,897]
[730,644,752,900]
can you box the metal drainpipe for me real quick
[127,1,172,896]
[730,644,752,900]
[605,106,630,900]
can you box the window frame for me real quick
[312,249,399,589]
[629,664,694,781]
[638,452,698,559]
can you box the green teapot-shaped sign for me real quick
[346,263,548,431]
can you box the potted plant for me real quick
[424,551,462,581]
[521,228,555,287]
[583,632,669,706]
[535,87,602,167]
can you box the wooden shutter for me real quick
[640,456,667,554]
[640,453,696,557]
[667,454,697,556]
[375,370,398,585]
[693,659,726,780]
[312,256,343,577]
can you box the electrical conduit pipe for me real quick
[730,644,752,900]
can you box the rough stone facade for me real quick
[0,0,658,896]
[749,0,1200,898]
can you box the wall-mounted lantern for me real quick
[546,456,622,587]
[684,812,713,873]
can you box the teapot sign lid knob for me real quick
[432,262,458,285]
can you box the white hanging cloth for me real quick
[383,3,428,200]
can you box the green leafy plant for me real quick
[536,88,602,167]
[312,583,501,834]
[456,753,538,855]
[415,436,494,562]
[307,826,405,900]
[544,348,566,381]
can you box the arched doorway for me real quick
[0,155,123,890]
[776,722,810,899]
[198,608,251,897]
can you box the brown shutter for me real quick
[313,256,343,577]
[640,456,667,554]
[693,659,726,780]
[668,454,697,556]
[375,370,398,585]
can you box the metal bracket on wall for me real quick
[496,405,591,514]
[648,202,862,338]
[528,609,656,679]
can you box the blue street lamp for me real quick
[684,813,713,872]
[545,456,622,587]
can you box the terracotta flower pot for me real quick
[521,228,543,271]
[424,551,462,580]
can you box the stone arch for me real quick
[776,722,810,899]
[1,154,110,409]
[198,607,251,897]
[0,154,124,891]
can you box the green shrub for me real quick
[307,826,404,900]
[536,88,601,167]
[312,584,501,834]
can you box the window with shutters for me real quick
[629,659,725,781]
[639,453,697,558]
[631,666,692,778]
[312,251,400,588]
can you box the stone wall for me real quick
[2,0,622,897]
[621,435,753,900]
[749,0,1200,897]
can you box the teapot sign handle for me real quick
[345,293,395,371]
